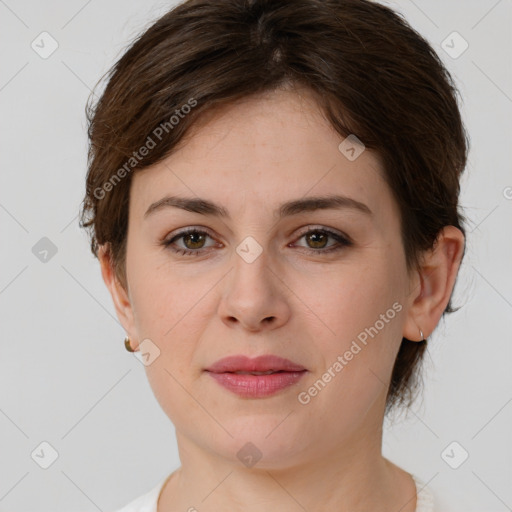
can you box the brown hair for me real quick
[79,0,469,414]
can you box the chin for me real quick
[207,415,313,469]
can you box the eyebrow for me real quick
[144,194,373,220]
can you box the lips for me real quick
[205,354,306,374]
[205,355,307,398]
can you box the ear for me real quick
[403,226,465,342]
[98,244,139,351]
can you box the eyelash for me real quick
[161,226,353,257]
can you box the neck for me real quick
[158,417,417,512]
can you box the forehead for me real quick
[130,88,396,224]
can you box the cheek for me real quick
[128,254,217,365]
[130,272,205,424]
[129,254,196,337]
[296,258,402,337]
[295,257,405,393]
[296,298,403,440]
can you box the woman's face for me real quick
[111,87,420,467]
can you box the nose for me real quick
[217,248,291,333]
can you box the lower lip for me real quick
[206,371,307,398]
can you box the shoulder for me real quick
[107,476,169,512]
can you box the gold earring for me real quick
[124,336,135,352]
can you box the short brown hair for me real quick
[80,0,469,414]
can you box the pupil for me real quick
[185,233,204,249]
[308,232,326,248]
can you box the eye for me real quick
[292,226,352,254]
[162,228,218,256]
[161,226,352,257]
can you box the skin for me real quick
[99,85,465,511]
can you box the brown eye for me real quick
[163,228,217,256]
[305,231,329,249]
[163,226,352,257]
[182,231,207,250]
[294,228,352,254]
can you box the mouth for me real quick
[205,354,306,374]
[206,370,307,398]
[204,355,307,398]
[225,370,291,375]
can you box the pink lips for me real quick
[206,354,306,373]
[204,355,307,398]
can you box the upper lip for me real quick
[205,355,306,373]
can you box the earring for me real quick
[419,328,425,341]
[124,336,135,352]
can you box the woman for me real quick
[80,0,468,510]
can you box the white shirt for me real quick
[110,473,435,512]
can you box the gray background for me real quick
[0,0,511,510]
